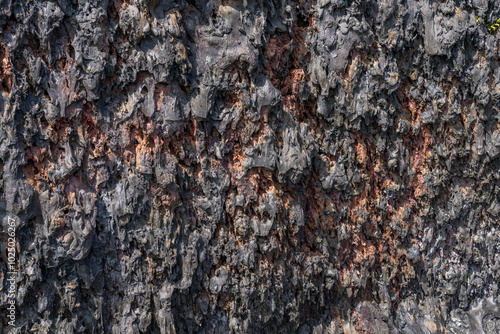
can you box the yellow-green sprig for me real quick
[488,17,500,33]
[476,16,500,34]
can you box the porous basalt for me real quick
[1,0,500,333]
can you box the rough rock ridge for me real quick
[1,0,500,333]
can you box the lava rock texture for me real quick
[1,0,500,333]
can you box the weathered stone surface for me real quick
[1,0,500,333]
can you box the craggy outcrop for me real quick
[1,0,500,333]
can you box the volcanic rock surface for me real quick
[1,0,500,333]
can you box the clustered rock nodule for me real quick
[1,0,500,333]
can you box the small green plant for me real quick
[489,17,500,33]
[476,16,500,33]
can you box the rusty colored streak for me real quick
[265,12,308,87]
[225,132,244,182]
[0,42,12,94]
[21,165,47,191]
[25,146,48,164]
[64,172,88,205]
[405,96,433,199]
[410,126,433,199]
[311,132,412,297]
[22,102,169,200]
[154,83,169,110]
[22,146,51,191]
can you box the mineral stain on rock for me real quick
[1,0,500,333]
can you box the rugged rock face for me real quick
[1,0,500,333]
